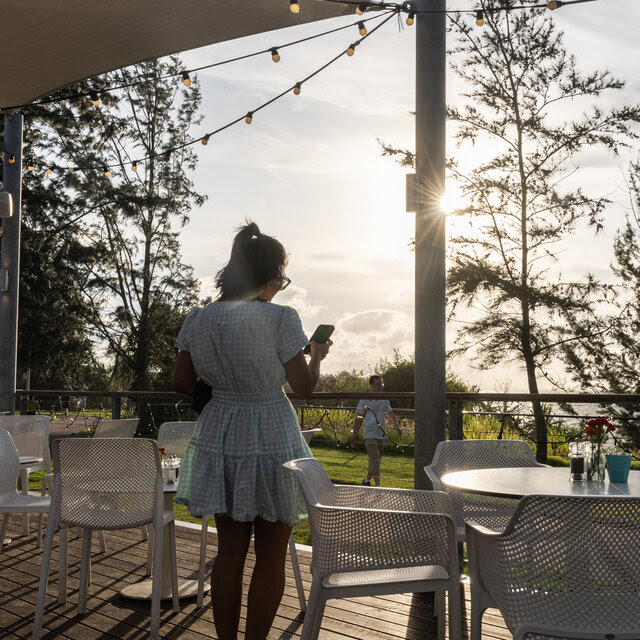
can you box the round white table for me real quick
[120,482,208,601]
[442,466,640,499]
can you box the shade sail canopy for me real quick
[0,0,350,110]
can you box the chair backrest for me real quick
[426,439,540,487]
[476,495,640,634]
[156,421,197,459]
[0,429,21,501]
[93,418,138,439]
[0,415,51,472]
[51,437,161,530]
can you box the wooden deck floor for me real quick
[0,514,510,640]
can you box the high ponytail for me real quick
[216,221,287,300]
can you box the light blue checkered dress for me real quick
[175,301,312,526]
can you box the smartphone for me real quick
[303,324,335,354]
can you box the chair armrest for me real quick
[424,465,444,491]
[310,504,457,577]
[331,485,452,515]
[465,520,503,538]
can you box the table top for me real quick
[441,466,640,499]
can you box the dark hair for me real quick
[216,222,287,300]
[369,375,383,385]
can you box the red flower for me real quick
[158,447,167,456]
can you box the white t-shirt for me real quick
[356,398,392,439]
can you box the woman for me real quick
[172,222,331,640]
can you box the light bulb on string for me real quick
[90,91,101,106]
[245,112,253,124]
[271,48,280,63]
[293,82,302,95]
[547,0,558,8]
[103,167,111,177]
[46,167,53,175]
[8,154,15,164]
[346,43,357,57]
[358,21,367,36]
[131,161,138,172]
[475,10,484,26]
[68,167,75,173]
[181,71,192,87]
[201,135,210,146]
[356,3,367,15]
[27,160,35,171]
[289,0,299,13]
[406,11,415,26]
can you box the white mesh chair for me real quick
[466,494,640,640]
[93,418,139,438]
[425,439,547,539]
[195,428,315,609]
[33,437,179,640]
[284,457,462,640]
[0,415,51,538]
[0,429,51,554]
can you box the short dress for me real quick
[174,300,312,526]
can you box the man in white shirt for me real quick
[349,375,402,486]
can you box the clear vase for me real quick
[585,442,605,482]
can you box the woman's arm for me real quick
[172,350,198,396]
[284,340,331,398]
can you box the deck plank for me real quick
[0,514,509,640]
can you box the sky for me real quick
[175,0,640,390]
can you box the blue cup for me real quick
[606,453,632,483]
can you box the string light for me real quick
[46,167,53,175]
[8,154,15,164]
[90,91,101,106]
[163,151,171,161]
[358,21,367,36]
[131,161,138,171]
[293,82,302,95]
[103,166,111,176]
[547,0,559,8]
[406,11,415,26]
[245,112,253,124]
[346,43,357,56]
[27,160,35,171]
[68,167,75,173]
[181,71,192,87]
[289,0,300,13]
[271,48,281,63]
[475,10,484,26]
[356,3,367,15]
[201,135,210,145]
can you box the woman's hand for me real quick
[309,339,332,360]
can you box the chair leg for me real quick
[197,515,211,607]
[0,514,9,555]
[78,529,93,615]
[141,524,149,541]
[58,526,69,605]
[33,512,57,640]
[301,580,324,640]
[470,597,485,640]
[98,529,107,554]
[168,520,180,613]
[150,515,163,639]
[448,580,463,640]
[288,532,306,612]
[435,590,445,640]
[19,468,30,536]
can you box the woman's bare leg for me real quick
[245,517,292,640]
[211,515,253,640]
